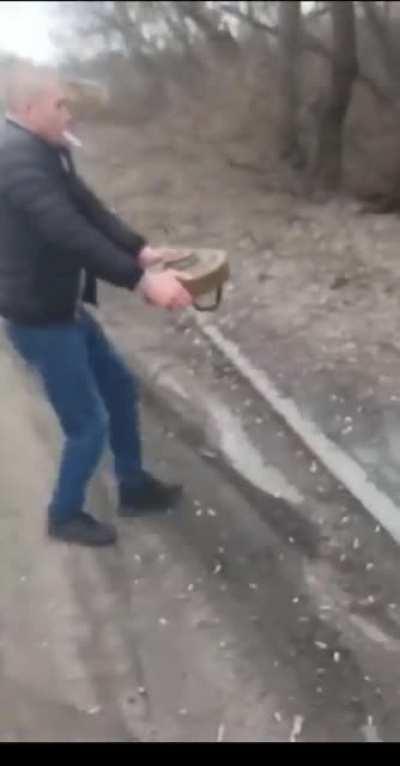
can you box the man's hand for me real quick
[138,245,184,270]
[140,269,192,310]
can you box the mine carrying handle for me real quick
[163,251,227,312]
[193,285,223,312]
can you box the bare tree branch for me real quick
[305,2,330,21]
[222,3,394,105]
[180,1,233,41]
[220,4,279,36]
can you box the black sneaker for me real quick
[119,472,183,517]
[48,513,117,547]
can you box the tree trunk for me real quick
[113,1,137,60]
[311,1,358,191]
[384,1,392,21]
[278,0,304,168]
[361,0,400,90]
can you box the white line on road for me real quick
[195,316,400,545]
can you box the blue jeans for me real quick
[6,308,143,523]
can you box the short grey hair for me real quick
[5,60,59,113]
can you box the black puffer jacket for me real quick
[0,119,146,324]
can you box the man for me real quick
[0,62,193,547]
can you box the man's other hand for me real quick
[140,270,192,310]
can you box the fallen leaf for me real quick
[87,706,101,716]
[289,715,304,743]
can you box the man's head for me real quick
[5,62,73,145]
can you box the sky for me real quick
[0,1,56,63]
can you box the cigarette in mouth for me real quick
[63,130,83,149]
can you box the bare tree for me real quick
[361,0,400,95]
[52,1,240,64]
[307,2,358,189]
[277,0,304,168]
[51,1,400,195]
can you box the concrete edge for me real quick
[192,313,400,546]
[113,309,400,547]
[118,323,400,680]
